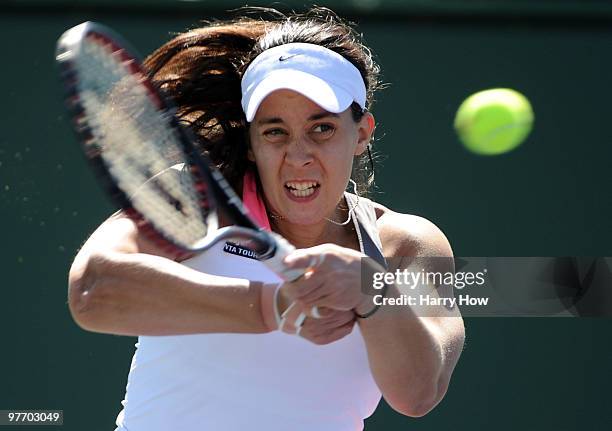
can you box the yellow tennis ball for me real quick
[454,88,534,155]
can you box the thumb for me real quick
[284,249,319,268]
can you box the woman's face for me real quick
[248,89,374,225]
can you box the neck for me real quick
[270,218,336,249]
[269,200,353,249]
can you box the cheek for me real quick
[323,134,358,172]
[320,150,354,192]
[250,142,281,180]
[249,136,267,163]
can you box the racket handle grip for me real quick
[263,232,305,282]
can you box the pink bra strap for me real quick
[242,170,271,231]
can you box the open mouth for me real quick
[284,181,321,198]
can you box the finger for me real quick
[306,321,355,345]
[279,303,313,333]
[305,286,356,311]
[279,301,304,334]
[300,310,354,332]
[283,250,315,268]
[326,310,356,326]
[314,306,335,318]
[292,276,326,304]
[294,275,338,304]
[300,291,347,311]
[291,305,321,319]
[294,312,307,330]
[293,305,332,322]
[280,272,320,301]
[326,321,355,339]
[294,312,306,328]
[327,320,356,337]
[284,249,325,269]
[316,311,355,330]
[279,281,299,300]
[300,306,322,319]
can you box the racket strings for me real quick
[76,36,212,248]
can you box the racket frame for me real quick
[56,21,277,260]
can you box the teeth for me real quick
[289,188,315,197]
[285,181,318,191]
[285,181,319,198]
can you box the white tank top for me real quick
[115,195,384,431]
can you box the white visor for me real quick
[241,43,367,122]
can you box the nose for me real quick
[284,136,314,168]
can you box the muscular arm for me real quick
[68,212,269,336]
[277,210,465,417]
[357,212,465,417]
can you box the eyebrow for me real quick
[256,111,340,125]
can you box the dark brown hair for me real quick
[143,7,381,195]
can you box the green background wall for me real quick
[1,2,610,430]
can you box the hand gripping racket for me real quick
[56,22,313,332]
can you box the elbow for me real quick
[68,252,118,332]
[385,375,449,418]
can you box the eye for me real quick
[311,123,335,135]
[262,128,287,137]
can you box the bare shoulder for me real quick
[75,210,180,262]
[370,200,453,259]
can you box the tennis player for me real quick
[68,8,465,430]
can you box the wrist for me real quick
[258,282,282,332]
[354,293,376,316]
[276,284,292,317]
[354,282,390,319]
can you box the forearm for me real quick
[357,284,464,417]
[68,251,268,336]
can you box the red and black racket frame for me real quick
[56,22,277,261]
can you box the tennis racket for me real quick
[55,21,312,331]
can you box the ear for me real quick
[355,112,375,156]
[247,147,255,162]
